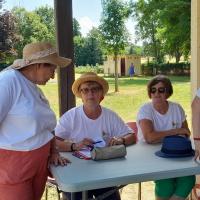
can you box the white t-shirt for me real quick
[0,69,56,151]
[55,105,132,146]
[137,101,186,141]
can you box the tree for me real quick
[134,0,191,63]
[99,0,132,92]
[73,18,81,37]
[157,0,191,62]
[74,35,85,66]
[35,6,55,44]
[0,10,18,62]
[84,28,103,66]
[74,28,103,67]
[134,0,164,63]
[126,44,143,55]
[12,7,52,57]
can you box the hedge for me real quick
[0,63,10,71]
[75,66,104,74]
[141,62,190,76]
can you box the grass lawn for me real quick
[40,74,191,124]
[40,74,191,200]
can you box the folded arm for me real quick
[109,132,136,146]
[56,137,94,152]
[139,119,190,144]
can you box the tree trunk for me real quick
[114,54,119,92]
[175,50,181,63]
[151,22,159,63]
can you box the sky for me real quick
[3,0,138,44]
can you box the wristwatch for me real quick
[70,143,76,151]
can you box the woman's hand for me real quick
[49,152,71,167]
[175,128,191,137]
[74,138,94,151]
[194,141,200,160]
[195,150,200,160]
[50,138,70,165]
[108,137,124,146]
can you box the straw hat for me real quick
[72,72,109,98]
[9,59,23,68]
[9,42,71,70]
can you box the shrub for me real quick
[141,62,190,76]
[0,63,10,71]
[75,66,104,74]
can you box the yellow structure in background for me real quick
[103,54,141,76]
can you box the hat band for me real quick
[161,147,192,155]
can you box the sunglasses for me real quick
[150,87,166,94]
[80,86,102,94]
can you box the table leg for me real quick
[82,191,88,200]
[71,192,76,200]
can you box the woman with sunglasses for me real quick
[137,75,195,200]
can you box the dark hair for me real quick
[147,75,173,99]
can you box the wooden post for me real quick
[54,0,75,116]
[191,0,200,99]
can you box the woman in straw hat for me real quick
[55,72,136,200]
[0,42,71,200]
[137,75,195,200]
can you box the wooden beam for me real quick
[54,0,75,116]
[191,0,200,98]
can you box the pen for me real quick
[92,140,103,144]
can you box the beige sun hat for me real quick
[3,59,23,71]
[10,59,24,68]
[72,72,109,98]
[8,42,71,70]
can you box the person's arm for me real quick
[49,137,71,166]
[56,137,94,152]
[121,133,136,145]
[192,96,200,159]
[55,112,78,152]
[106,110,137,146]
[55,137,72,152]
[109,132,136,146]
[139,119,190,144]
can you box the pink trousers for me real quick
[0,142,51,200]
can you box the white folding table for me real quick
[51,142,200,200]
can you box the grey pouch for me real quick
[91,145,127,160]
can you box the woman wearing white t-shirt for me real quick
[55,72,136,200]
[137,75,195,200]
[0,42,71,200]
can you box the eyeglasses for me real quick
[150,87,166,94]
[80,86,102,94]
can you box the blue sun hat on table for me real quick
[155,135,195,158]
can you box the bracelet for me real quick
[194,138,200,141]
[70,143,76,151]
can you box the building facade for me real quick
[103,54,141,76]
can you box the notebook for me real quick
[72,149,91,160]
